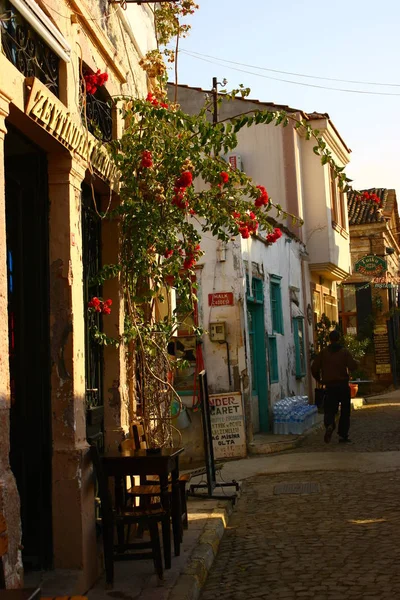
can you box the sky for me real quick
[171,0,400,196]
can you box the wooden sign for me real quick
[355,255,387,277]
[208,292,234,307]
[209,392,246,459]
[374,331,391,375]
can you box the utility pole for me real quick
[212,76,218,125]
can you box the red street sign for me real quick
[208,292,234,306]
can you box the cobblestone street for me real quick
[296,399,400,453]
[200,397,400,600]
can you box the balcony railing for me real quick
[0,0,59,96]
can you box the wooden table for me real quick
[102,447,184,569]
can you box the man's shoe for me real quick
[324,425,334,443]
[339,437,352,443]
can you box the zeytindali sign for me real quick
[355,255,387,277]
[25,78,119,184]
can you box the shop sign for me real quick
[355,255,387,277]
[25,78,119,184]
[374,324,387,335]
[208,292,234,306]
[209,392,246,459]
[376,364,391,375]
[374,330,391,377]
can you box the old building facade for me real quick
[342,189,400,390]
[167,84,352,464]
[0,0,154,590]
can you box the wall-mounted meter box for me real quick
[209,321,227,342]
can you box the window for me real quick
[270,275,284,334]
[1,0,60,97]
[323,294,337,322]
[246,275,264,303]
[268,336,279,383]
[338,285,357,335]
[293,317,306,379]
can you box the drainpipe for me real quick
[300,254,314,403]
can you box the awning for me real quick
[9,0,71,62]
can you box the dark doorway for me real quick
[5,125,52,570]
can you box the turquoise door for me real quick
[248,301,269,431]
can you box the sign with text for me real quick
[355,255,387,277]
[209,392,246,459]
[208,292,234,307]
[374,331,392,376]
[25,78,119,184]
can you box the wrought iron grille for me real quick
[0,0,59,96]
[81,66,113,142]
[82,184,104,453]
[85,93,113,142]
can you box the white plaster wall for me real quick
[234,124,287,210]
[125,4,157,58]
[299,132,351,275]
[243,235,308,407]
[196,235,246,395]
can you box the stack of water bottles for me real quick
[273,396,318,435]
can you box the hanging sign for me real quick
[209,392,246,459]
[355,255,387,277]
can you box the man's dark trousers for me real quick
[324,383,351,439]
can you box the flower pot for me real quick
[349,383,358,399]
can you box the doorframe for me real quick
[246,276,269,432]
[5,124,53,569]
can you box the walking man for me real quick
[311,329,358,443]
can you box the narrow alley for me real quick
[200,393,400,600]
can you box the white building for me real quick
[167,84,351,464]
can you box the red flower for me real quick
[146,92,160,107]
[102,305,111,315]
[189,208,196,215]
[104,299,112,307]
[183,256,196,269]
[266,228,282,244]
[84,70,108,95]
[160,102,169,109]
[255,185,269,208]
[164,249,174,259]
[232,211,241,220]
[141,150,153,169]
[176,171,193,188]
[239,226,250,239]
[88,297,101,309]
[220,171,229,184]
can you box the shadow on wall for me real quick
[172,407,205,469]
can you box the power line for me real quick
[180,49,400,88]
[180,50,400,97]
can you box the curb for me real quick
[167,501,234,600]
[248,418,325,456]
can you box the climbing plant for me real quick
[85,1,361,445]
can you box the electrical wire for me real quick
[180,49,400,88]
[180,50,400,97]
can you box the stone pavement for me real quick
[199,392,400,600]
[200,470,400,600]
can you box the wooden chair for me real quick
[90,445,166,586]
[128,422,189,530]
